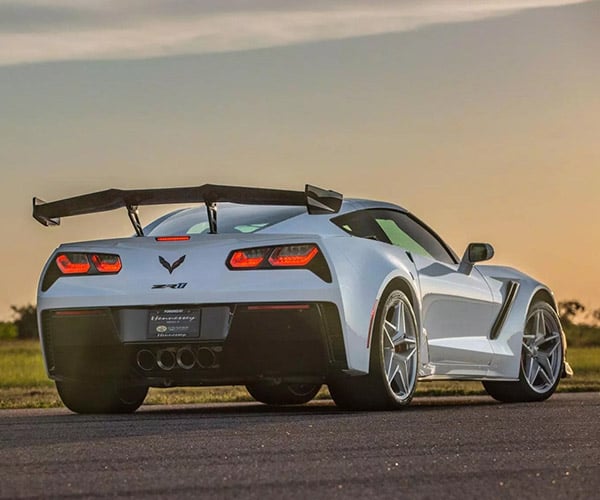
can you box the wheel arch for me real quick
[381,277,415,300]
[527,286,570,377]
[379,277,420,324]
[528,287,558,312]
[377,274,422,329]
[370,275,426,365]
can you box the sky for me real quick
[0,0,598,320]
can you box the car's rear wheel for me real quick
[246,382,322,405]
[56,380,148,414]
[483,301,563,402]
[328,289,419,410]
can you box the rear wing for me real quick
[33,184,343,236]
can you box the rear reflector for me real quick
[366,299,379,348]
[53,309,108,317]
[155,236,191,242]
[247,304,311,311]
[56,253,91,274]
[91,254,122,273]
[268,245,319,267]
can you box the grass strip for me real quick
[1,341,598,409]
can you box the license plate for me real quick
[147,309,201,339]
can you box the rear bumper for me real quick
[40,302,347,386]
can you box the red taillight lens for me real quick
[54,253,121,275]
[268,245,319,267]
[226,243,330,282]
[91,254,122,273]
[56,253,91,274]
[229,248,269,268]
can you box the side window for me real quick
[332,209,457,265]
[373,218,431,257]
[331,211,389,243]
[381,210,457,264]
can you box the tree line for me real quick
[1,302,599,344]
[0,305,38,340]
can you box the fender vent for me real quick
[490,280,520,340]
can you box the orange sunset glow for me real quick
[0,0,598,319]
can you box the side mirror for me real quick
[459,243,494,274]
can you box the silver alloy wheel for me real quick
[521,304,563,394]
[381,293,418,401]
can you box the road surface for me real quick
[0,393,598,498]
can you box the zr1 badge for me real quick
[152,283,187,289]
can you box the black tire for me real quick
[483,301,564,403]
[328,289,419,410]
[246,382,321,405]
[56,380,148,414]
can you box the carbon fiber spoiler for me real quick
[33,184,343,235]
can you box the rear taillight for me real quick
[229,248,270,268]
[54,253,122,275]
[226,244,331,282]
[91,254,122,273]
[42,252,123,291]
[268,245,319,267]
[56,253,91,274]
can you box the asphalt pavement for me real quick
[0,392,598,499]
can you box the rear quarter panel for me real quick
[321,235,422,374]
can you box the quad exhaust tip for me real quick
[136,347,218,371]
[136,349,156,371]
[176,347,196,370]
[156,349,177,371]
[196,348,217,369]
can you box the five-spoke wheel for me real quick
[328,289,419,410]
[483,301,564,402]
[380,291,419,403]
[521,304,563,394]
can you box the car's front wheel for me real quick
[246,382,322,405]
[328,289,419,410]
[483,301,564,402]
[56,380,148,414]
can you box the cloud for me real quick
[0,0,590,66]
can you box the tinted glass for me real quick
[147,204,305,236]
[330,211,389,242]
[333,209,456,264]
[381,211,456,264]
[374,218,430,257]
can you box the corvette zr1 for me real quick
[32,184,571,413]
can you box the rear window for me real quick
[146,204,305,236]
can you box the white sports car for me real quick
[33,184,570,413]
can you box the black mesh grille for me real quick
[223,305,327,376]
[319,303,347,367]
[41,311,55,372]
[40,309,124,378]
[40,301,348,381]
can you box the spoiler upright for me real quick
[33,184,343,236]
